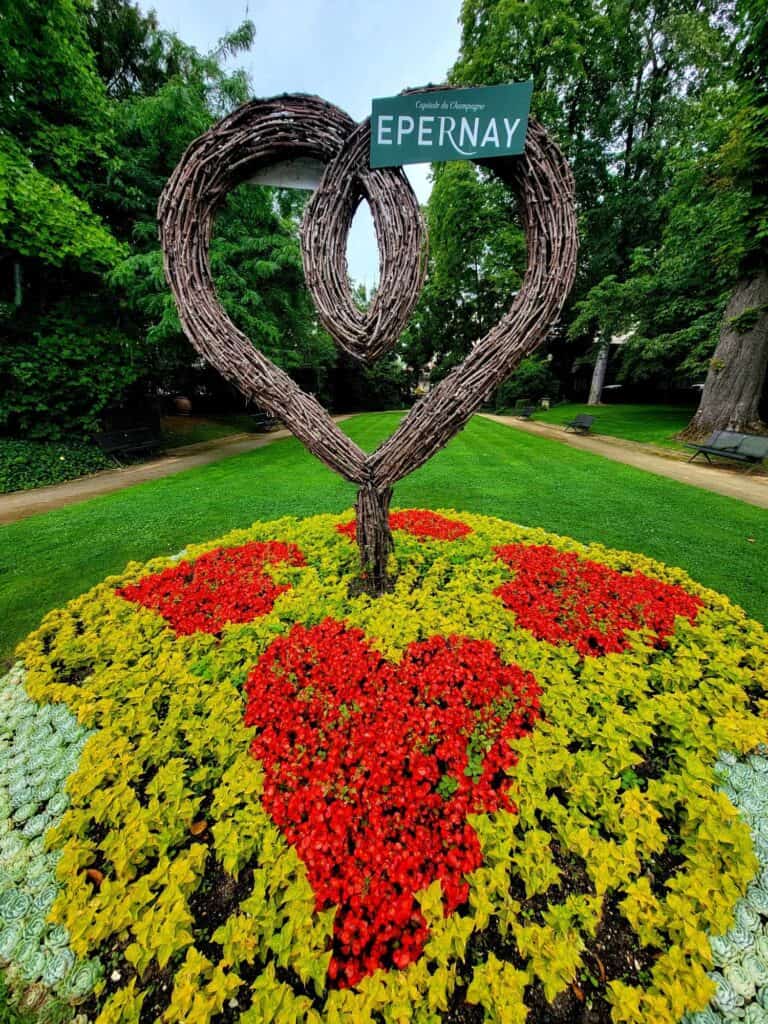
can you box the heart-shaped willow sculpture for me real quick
[158,90,577,593]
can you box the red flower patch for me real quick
[117,541,305,635]
[494,543,703,657]
[244,618,540,988]
[337,509,472,542]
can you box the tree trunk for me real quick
[588,340,610,405]
[13,261,22,307]
[354,480,394,596]
[680,271,768,441]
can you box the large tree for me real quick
[680,0,768,438]
[416,0,742,399]
[401,162,525,382]
[111,182,336,392]
[1,2,334,437]
[0,0,122,303]
[0,0,130,438]
[453,0,732,288]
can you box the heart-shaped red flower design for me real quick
[118,541,305,635]
[337,509,472,542]
[244,618,541,988]
[494,542,703,656]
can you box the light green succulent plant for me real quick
[42,949,75,988]
[59,959,102,1000]
[684,752,768,1023]
[0,922,22,962]
[0,664,101,1012]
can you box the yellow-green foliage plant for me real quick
[1,510,766,1023]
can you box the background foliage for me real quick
[0,0,353,453]
[0,0,765,461]
[406,0,767,420]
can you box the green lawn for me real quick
[161,412,260,449]
[530,402,696,447]
[1,412,766,665]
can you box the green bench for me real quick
[95,427,164,462]
[564,413,595,434]
[685,430,768,470]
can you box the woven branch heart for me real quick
[158,91,577,492]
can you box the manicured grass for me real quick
[1,412,766,665]
[161,413,260,448]
[530,402,696,447]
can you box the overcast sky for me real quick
[146,0,463,287]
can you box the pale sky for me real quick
[146,0,464,287]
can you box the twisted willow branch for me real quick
[158,91,577,593]
[302,118,427,363]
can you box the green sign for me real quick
[370,82,532,168]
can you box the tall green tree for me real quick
[680,0,768,437]
[418,0,742,401]
[402,163,525,383]
[1,2,333,437]
[453,0,732,292]
[111,183,336,390]
[0,0,123,301]
[567,0,768,432]
[87,0,182,99]
[95,10,339,395]
[0,0,131,439]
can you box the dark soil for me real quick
[137,963,175,1024]
[49,659,92,686]
[189,859,255,950]
[443,851,657,1024]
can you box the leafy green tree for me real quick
[680,0,768,437]
[0,0,134,439]
[421,0,740,400]
[0,303,140,439]
[0,3,291,441]
[0,0,111,191]
[495,356,560,408]
[96,14,334,399]
[111,184,336,389]
[0,137,124,280]
[568,275,633,404]
[87,0,180,99]
[453,0,732,286]
[0,0,121,298]
[575,0,768,432]
[402,163,525,383]
[100,16,254,242]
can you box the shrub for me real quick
[0,440,112,494]
[0,310,141,441]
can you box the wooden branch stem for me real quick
[354,480,394,595]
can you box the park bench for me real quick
[250,409,279,432]
[515,406,536,420]
[95,427,164,462]
[564,413,595,434]
[685,431,768,470]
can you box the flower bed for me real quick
[1,510,767,1024]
